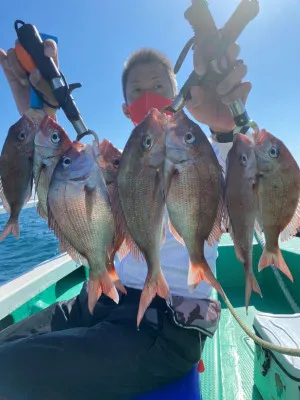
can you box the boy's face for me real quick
[122,62,174,120]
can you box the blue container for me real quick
[134,365,202,400]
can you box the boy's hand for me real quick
[186,42,251,133]
[0,39,59,119]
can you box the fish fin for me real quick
[254,219,263,236]
[258,247,293,282]
[59,235,88,266]
[225,217,236,247]
[160,222,166,246]
[37,202,48,221]
[220,172,229,233]
[137,270,170,327]
[188,259,225,301]
[0,175,10,213]
[168,218,185,245]
[245,272,262,313]
[0,216,19,242]
[280,199,300,242]
[59,242,66,254]
[207,195,224,246]
[221,208,230,234]
[105,250,127,295]
[47,206,88,266]
[106,263,127,295]
[111,182,144,262]
[233,240,245,264]
[125,235,145,262]
[88,271,119,314]
[228,226,248,265]
[33,162,45,200]
[229,227,263,310]
[254,220,266,249]
[0,156,8,179]
[25,174,34,205]
[84,185,97,221]
[116,240,130,261]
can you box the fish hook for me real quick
[76,129,100,146]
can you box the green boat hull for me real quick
[0,233,299,399]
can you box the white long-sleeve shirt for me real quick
[115,137,233,300]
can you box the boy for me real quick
[0,38,250,399]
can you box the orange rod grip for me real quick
[15,43,37,73]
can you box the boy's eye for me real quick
[154,84,162,90]
[133,88,141,94]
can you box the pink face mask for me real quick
[127,92,174,125]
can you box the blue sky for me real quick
[0,0,299,161]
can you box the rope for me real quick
[254,231,300,313]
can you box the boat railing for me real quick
[0,253,80,322]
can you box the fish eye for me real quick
[62,157,72,168]
[142,135,152,150]
[51,132,60,144]
[113,159,120,168]
[17,131,26,141]
[269,146,279,158]
[184,131,195,144]
[240,153,248,165]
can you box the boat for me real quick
[0,198,38,215]
[0,202,299,400]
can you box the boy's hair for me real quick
[122,48,177,102]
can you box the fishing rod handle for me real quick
[15,21,60,81]
[14,20,89,137]
[15,32,58,109]
[183,0,259,128]
[185,0,259,66]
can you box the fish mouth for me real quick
[162,158,177,199]
[149,150,165,168]
[165,146,188,164]
[255,155,273,173]
[35,153,60,166]
[70,175,89,182]
[34,142,63,158]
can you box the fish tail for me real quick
[258,247,293,282]
[106,264,127,295]
[137,270,169,328]
[245,272,262,313]
[88,271,119,314]
[0,217,19,242]
[188,259,225,301]
[113,280,127,295]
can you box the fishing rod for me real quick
[165,0,260,135]
[14,20,92,142]
[165,0,300,358]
